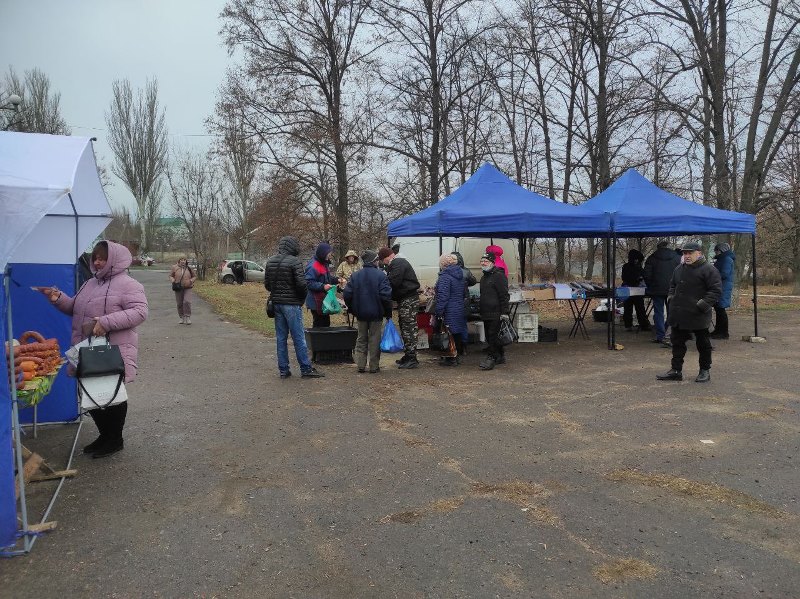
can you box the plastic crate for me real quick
[515,313,538,331]
[518,329,538,343]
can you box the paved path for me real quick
[2,269,799,597]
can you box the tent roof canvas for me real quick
[0,132,112,270]
[388,163,609,238]
[575,168,756,236]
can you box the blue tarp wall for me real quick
[0,274,17,548]
[9,264,78,424]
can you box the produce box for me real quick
[522,287,555,301]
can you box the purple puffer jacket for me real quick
[54,241,148,383]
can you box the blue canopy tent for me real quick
[1,132,111,555]
[388,163,610,239]
[572,168,758,348]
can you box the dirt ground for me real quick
[2,269,799,598]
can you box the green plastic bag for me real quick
[322,286,342,315]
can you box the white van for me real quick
[391,237,520,288]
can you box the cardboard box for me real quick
[522,287,554,301]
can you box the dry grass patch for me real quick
[593,558,659,584]
[430,497,465,512]
[607,469,784,518]
[547,410,582,433]
[378,417,408,432]
[471,481,548,506]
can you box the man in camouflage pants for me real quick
[379,246,421,369]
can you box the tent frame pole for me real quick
[610,235,618,348]
[751,233,758,337]
[605,237,612,349]
[4,269,32,553]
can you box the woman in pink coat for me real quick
[39,241,148,458]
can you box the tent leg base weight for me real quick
[742,335,766,343]
[27,521,57,534]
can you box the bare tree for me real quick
[166,150,224,280]
[1,67,70,134]
[105,78,169,254]
[219,0,377,258]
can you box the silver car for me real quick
[217,259,265,284]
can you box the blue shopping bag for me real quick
[380,319,404,353]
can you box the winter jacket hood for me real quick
[92,241,133,280]
[278,236,301,257]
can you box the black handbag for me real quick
[77,336,126,409]
[430,323,456,356]
[266,298,275,318]
[77,336,126,378]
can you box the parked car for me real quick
[132,255,155,266]
[217,259,265,284]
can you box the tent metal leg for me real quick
[752,234,758,338]
[611,235,618,348]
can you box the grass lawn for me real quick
[192,280,351,336]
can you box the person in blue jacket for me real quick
[711,242,735,339]
[343,250,392,373]
[434,254,467,366]
[305,242,341,328]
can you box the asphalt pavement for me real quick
[2,268,799,598]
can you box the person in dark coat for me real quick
[265,236,324,379]
[621,249,650,332]
[434,254,467,366]
[379,246,421,369]
[657,242,722,383]
[305,242,341,328]
[231,260,245,285]
[644,241,680,343]
[343,250,392,373]
[478,252,510,370]
[452,251,477,346]
[710,242,735,339]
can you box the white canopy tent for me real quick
[0,132,112,269]
[0,132,112,555]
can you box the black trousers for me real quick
[670,326,712,372]
[483,318,504,359]
[623,297,649,329]
[88,401,128,442]
[713,306,728,335]
[312,311,331,328]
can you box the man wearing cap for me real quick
[479,252,510,370]
[657,242,721,383]
[379,246,421,369]
[343,250,393,373]
[644,240,681,344]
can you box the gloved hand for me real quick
[500,314,510,321]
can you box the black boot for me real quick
[82,436,105,454]
[695,369,711,383]
[656,369,683,381]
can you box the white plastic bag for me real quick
[79,375,128,411]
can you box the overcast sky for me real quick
[1,0,230,212]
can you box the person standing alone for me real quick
[343,250,392,373]
[169,256,197,325]
[379,246,421,369]
[265,236,324,379]
[657,242,721,383]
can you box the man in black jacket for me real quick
[644,240,681,344]
[379,246,421,369]
[478,252,510,370]
[657,242,721,383]
[264,236,324,379]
